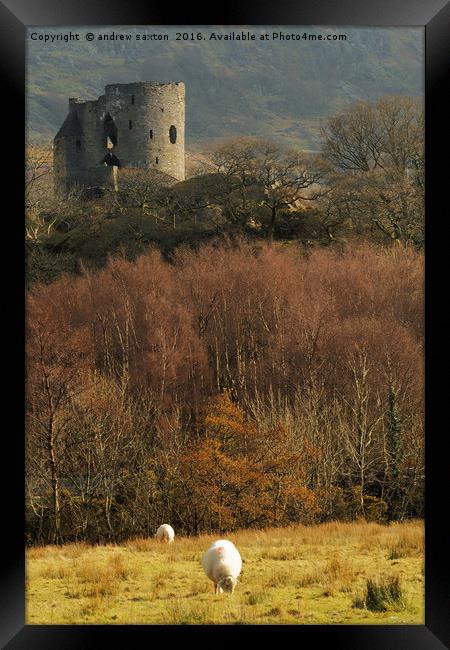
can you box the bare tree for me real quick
[116,168,178,218]
[320,96,424,245]
[321,96,423,174]
[25,142,53,208]
[340,350,385,519]
[26,311,84,543]
[211,138,324,241]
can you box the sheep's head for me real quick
[218,576,238,594]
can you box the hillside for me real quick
[26,520,424,624]
[26,26,423,149]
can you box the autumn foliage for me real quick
[26,240,424,544]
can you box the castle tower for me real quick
[53,82,185,194]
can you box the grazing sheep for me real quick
[155,524,175,544]
[202,539,242,594]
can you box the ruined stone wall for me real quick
[54,97,111,192]
[53,81,185,193]
[104,82,185,180]
[73,97,107,186]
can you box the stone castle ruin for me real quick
[53,81,185,194]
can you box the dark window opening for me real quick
[156,157,159,164]
[150,129,153,139]
[129,120,133,129]
[131,95,135,105]
[76,139,81,150]
[169,125,177,144]
[161,107,164,112]
[103,114,118,147]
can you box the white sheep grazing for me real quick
[155,524,175,544]
[202,539,242,594]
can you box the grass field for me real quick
[26,520,424,625]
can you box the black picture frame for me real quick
[2,0,449,647]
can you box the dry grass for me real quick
[26,519,424,625]
[353,575,406,612]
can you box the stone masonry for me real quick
[53,82,185,193]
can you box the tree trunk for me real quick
[48,429,62,544]
[268,207,276,245]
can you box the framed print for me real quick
[1,0,449,646]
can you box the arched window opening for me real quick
[103,114,118,147]
[150,129,153,139]
[169,125,177,144]
[156,157,159,164]
[129,120,133,130]
[131,94,135,105]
